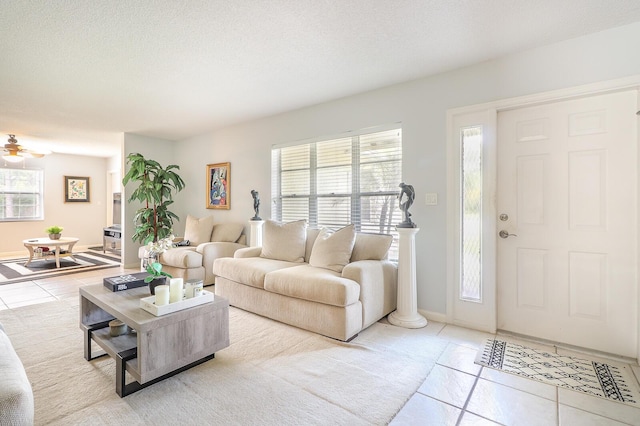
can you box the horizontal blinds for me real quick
[272,128,402,260]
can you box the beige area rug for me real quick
[0,298,446,425]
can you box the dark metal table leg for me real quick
[115,352,215,397]
[116,348,139,397]
[81,320,111,361]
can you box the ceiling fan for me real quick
[2,134,50,163]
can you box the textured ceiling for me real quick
[2,0,640,157]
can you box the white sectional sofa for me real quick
[139,215,247,285]
[0,323,34,426]
[213,220,397,341]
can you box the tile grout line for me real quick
[455,365,485,426]
[555,386,560,426]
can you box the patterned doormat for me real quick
[475,339,640,408]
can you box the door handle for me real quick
[499,230,517,239]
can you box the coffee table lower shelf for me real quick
[83,321,214,396]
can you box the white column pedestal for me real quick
[249,220,265,247]
[388,227,427,328]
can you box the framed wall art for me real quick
[206,162,230,209]
[65,176,91,202]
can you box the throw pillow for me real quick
[183,215,214,246]
[350,233,393,261]
[211,223,244,243]
[308,225,356,273]
[260,220,307,262]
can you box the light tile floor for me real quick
[391,327,640,426]
[1,266,639,425]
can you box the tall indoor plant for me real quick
[122,153,186,245]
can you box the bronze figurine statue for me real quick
[397,182,416,228]
[251,189,261,220]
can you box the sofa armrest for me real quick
[197,242,248,284]
[342,260,397,328]
[0,328,34,425]
[233,246,263,258]
[197,241,247,260]
[159,247,201,268]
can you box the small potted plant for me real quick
[46,225,63,240]
[145,262,172,295]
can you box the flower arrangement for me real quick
[145,234,175,255]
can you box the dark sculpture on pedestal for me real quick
[397,182,416,228]
[250,189,261,220]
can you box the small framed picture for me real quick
[206,163,230,209]
[64,176,90,202]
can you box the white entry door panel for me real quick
[497,90,638,357]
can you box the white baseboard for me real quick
[419,309,447,324]
[0,250,26,258]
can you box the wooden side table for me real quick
[23,237,79,268]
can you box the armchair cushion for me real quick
[260,220,307,262]
[308,225,356,273]
[159,247,201,269]
[211,223,244,243]
[184,215,214,246]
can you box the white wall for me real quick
[173,22,640,315]
[122,133,178,268]
[0,153,109,253]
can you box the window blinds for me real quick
[0,168,44,221]
[272,128,402,259]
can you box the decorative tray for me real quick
[139,290,214,316]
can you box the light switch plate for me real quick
[425,193,438,205]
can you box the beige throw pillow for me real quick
[350,233,393,261]
[183,215,214,246]
[211,223,244,243]
[308,225,356,273]
[260,220,307,262]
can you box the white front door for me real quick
[497,90,638,357]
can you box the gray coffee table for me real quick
[79,284,229,397]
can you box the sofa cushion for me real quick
[260,220,307,262]
[184,215,215,246]
[211,223,244,243]
[214,257,301,289]
[159,247,201,268]
[308,225,356,273]
[350,233,393,261]
[264,265,360,307]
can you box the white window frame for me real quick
[0,167,45,221]
[446,109,497,333]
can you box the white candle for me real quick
[185,280,204,299]
[169,278,184,303]
[155,285,170,306]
